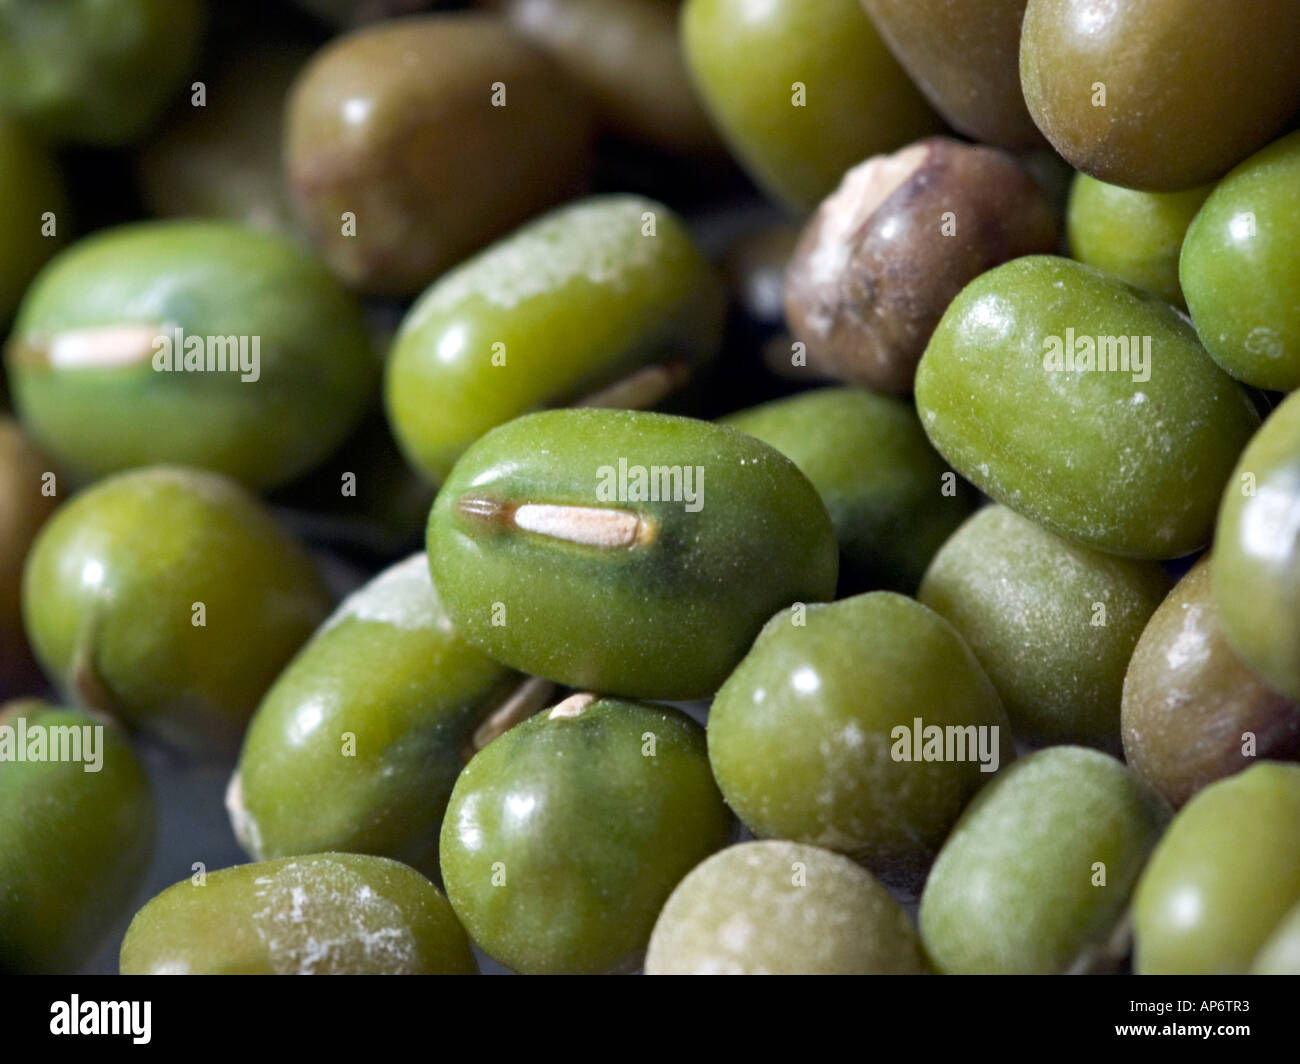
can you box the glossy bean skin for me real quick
[386,195,724,485]
[230,554,526,878]
[646,841,927,975]
[860,0,1040,148]
[1214,390,1300,701]
[708,592,1013,892]
[920,505,1171,751]
[119,853,477,975]
[680,0,941,213]
[1132,762,1300,974]
[440,696,732,974]
[919,747,1171,974]
[1020,0,1300,191]
[1123,558,1300,808]
[427,409,838,700]
[22,468,332,756]
[723,388,976,594]
[285,13,592,296]
[0,0,206,146]
[1066,173,1212,308]
[5,221,377,492]
[1,702,154,974]
[914,256,1260,559]
[1181,132,1300,392]
[1252,901,1300,976]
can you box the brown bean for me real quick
[285,14,593,296]
[861,0,1042,148]
[1122,557,1300,809]
[784,136,1060,394]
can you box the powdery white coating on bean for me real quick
[402,196,664,325]
[645,840,926,975]
[1245,325,1285,361]
[320,552,447,634]
[796,144,929,339]
[918,505,1169,747]
[918,746,1170,974]
[248,857,421,975]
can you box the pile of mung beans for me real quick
[1,0,1299,977]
